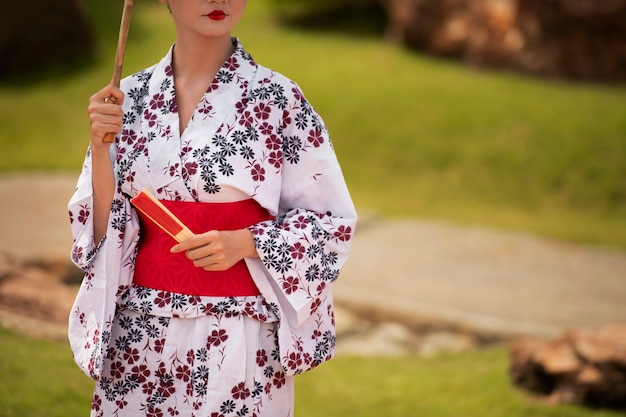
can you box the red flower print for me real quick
[144,110,158,128]
[208,329,228,347]
[116,146,127,163]
[181,143,193,156]
[121,129,137,144]
[155,291,172,308]
[199,102,213,115]
[131,364,150,383]
[176,365,191,382]
[182,162,198,181]
[154,339,166,354]
[147,407,163,417]
[265,134,281,150]
[293,215,309,229]
[158,381,176,397]
[110,361,125,379]
[254,102,271,120]
[78,206,90,225]
[282,276,300,295]
[71,246,83,264]
[308,129,325,147]
[286,352,303,370]
[225,56,240,71]
[291,87,304,102]
[310,298,322,314]
[235,99,249,113]
[333,225,353,241]
[268,151,282,169]
[251,164,265,182]
[123,347,140,364]
[231,382,251,400]
[150,93,166,110]
[207,80,220,93]
[282,109,292,129]
[256,349,268,367]
[143,381,155,395]
[239,110,253,127]
[259,122,273,135]
[91,395,102,411]
[273,371,286,388]
[106,346,116,360]
[290,242,306,259]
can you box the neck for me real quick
[171,34,234,82]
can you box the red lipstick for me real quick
[208,10,227,21]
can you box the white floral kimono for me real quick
[68,38,357,417]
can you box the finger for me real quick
[90,85,125,106]
[171,231,218,254]
[170,239,204,254]
[89,113,124,139]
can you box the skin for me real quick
[87,0,256,271]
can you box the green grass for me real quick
[0,0,625,247]
[0,327,93,417]
[1,326,623,417]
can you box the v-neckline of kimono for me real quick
[174,81,215,140]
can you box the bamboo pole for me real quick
[103,0,134,144]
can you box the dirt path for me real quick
[1,173,625,340]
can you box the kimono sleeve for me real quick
[248,82,357,329]
[67,144,141,380]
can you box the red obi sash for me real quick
[133,199,272,297]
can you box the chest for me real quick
[175,81,214,137]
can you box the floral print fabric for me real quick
[93,307,293,417]
[68,38,356,416]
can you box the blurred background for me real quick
[0,0,625,416]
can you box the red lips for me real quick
[208,10,226,21]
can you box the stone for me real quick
[334,304,369,337]
[509,324,626,410]
[535,340,581,375]
[0,252,76,325]
[381,0,626,82]
[336,321,416,357]
[418,331,478,357]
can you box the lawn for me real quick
[1,3,624,415]
[1,326,623,417]
[0,0,624,249]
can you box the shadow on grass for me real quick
[275,4,387,39]
[0,0,155,87]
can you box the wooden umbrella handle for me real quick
[103,0,134,144]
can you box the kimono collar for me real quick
[141,38,259,199]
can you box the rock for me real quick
[381,0,626,82]
[509,324,626,410]
[571,325,626,366]
[418,331,478,357]
[334,304,369,337]
[0,252,77,326]
[336,321,416,356]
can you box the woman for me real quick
[67,0,357,416]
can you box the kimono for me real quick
[67,38,357,417]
